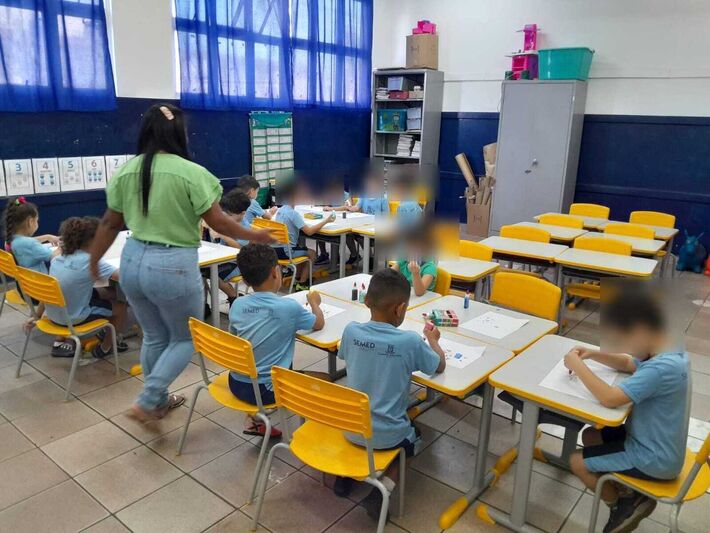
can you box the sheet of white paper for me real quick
[423,337,485,370]
[302,301,345,320]
[539,359,621,403]
[460,311,529,340]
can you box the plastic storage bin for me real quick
[377,109,408,131]
[538,48,594,80]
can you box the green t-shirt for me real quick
[107,154,222,247]
[396,259,438,290]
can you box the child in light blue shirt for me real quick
[3,197,60,274]
[336,268,445,519]
[238,175,277,226]
[566,288,689,533]
[229,243,324,437]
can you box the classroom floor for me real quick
[0,269,708,533]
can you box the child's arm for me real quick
[423,324,446,373]
[572,346,637,373]
[408,261,432,296]
[306,291,325,331]
[263,206,278,219]
[301,212,336,236]
[218,235,242,249]
[35,234,61,246]
[564,351,631,408]
[323,205,359,212]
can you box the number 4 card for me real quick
[32,158,61,193]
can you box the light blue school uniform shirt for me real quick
[339,320,440,448]
[11,236,53,274]
[229,292,315,389]
[356,197,388,216]
[243,199,265,226]
[274,204,305,249]
[396,200,423,226]
[618,351,689,479]
[46,251,116,325]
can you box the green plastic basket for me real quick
[538,48,594,81]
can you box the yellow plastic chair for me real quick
[538,213,584,229]
[569,203,610,219]
[630,210,676,229]
[589,435,710,532]
[0,249,27,314]
[14,267,118,401]
[604,222,655,240]
[251,367,406,533]
[460,240,493,261]
[178,318,276,503]
[388,200,400,216]
[500,225,551,243]
[489,271,561,321]
[252,218,311,294]
[434,267,451,296]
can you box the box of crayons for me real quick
[424,309,459,327]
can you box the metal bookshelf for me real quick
[370,69,444,167]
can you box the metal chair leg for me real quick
[15,327,32,378]
[251,443,287,531]
[287,265,297,294]
[670,502,682,533]
[588,474,614,533]
[368,478,391,533]
[398,448,406,518]
[176,384,206,455]
[64,335,82,401]
[248,411,273,504]
[106,324,119,376]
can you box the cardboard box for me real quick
[406,34,438,69]
[467,201,491,238]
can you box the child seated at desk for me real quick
[46,217,128,358]
[565,289,689,533]
[390,231,437,296]
[335,268,446,521]
[229,243,324,437]
[238,175,277,226]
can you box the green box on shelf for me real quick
[377,109,408,131]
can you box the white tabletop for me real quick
[579,232,666,255]
[407,295,558,353]
[398,318,514,398]
[479,236,568,262]
[296,206,375,234]
[534,212,609,230]
[594,220,679,241]
[555,248,658,277]
[437,258,499,282]
[283,292,370,350]
[314,273,443,310]
[489,335,630,426]
[512,221,587,242]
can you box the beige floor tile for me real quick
[304,354,346,374]
[240,470,354,532]
[560,492,669,533]
[326,504,407,532]
[0,346,18,369]
[207,406,250,435]
[653,493,710,532]
[110,404,201,444]
[82,516,131,533]
[448,409,521,457]
[685,333,710,356]
[12,397,103,446]
[174,382,223,416]
[192,441,296,507]
[204,510,255,533]
[5,334,55,360]
[116,475,233,533]
[564,321,600,345]
[115,350,141,373]
[191,353,226,374]
[415,398,472,433]
[29,356,130,396]
[41,420,139,476]
[688,351,710,375]
[75,446,182,513]
[445,504,511,533]
[80,377,145,418]
[691,392,710,421]
[0,422,34,462]
[691,370,710,396]
[0,448,68,511]
[135,362,212,392]
[293,342,328,370]
[0,363,45,394]
[0,480,108,532]
[0,378,66,420]
[148,416,243,472]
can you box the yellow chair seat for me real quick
[35,317,108,337]
[228,275,243,283]
[207,373,277,415]
[290,420,399,479]
[6,289,27,306]
[278,256,310,266]
[615,450,710,501]
[566,283,601,300]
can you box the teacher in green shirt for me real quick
[90,104,272,422]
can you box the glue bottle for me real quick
[351,282,358,301]
[464,290,470,309]
[359,283,366,303]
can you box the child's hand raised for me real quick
[306,290,321,308]
[408,261,421,275]
[423,322,441,343]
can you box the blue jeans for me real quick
[120,238,203,410]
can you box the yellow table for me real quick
[578,232,666,256]
[479,236,568,264]
[554,248,658,278]
[511,221,587,243]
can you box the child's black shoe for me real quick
[603,492,656,533]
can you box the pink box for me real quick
[412,20,436,34]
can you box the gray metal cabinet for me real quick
[490,80,587,233]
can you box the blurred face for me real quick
[247,187,258,200]
[603,324,657,359]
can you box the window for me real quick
[0,0,116,111]
[175,0,372,110]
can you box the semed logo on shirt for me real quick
[353,338,375,349]
[243,307,261,314]
[379,344,401,358]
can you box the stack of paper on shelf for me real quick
[397,134,414,156]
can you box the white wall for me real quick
[373,0,710,116]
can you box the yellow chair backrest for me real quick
[14,267,66,307]
[434,267,451,296]
[489,271,561,321]
[569,203,610,219]
[252,217,290,246]
[388,200,400,216]
[538,214,584,229]
[697,434,710,466]
[271,366,372,439]
[629,211,676,229]
[605,223,655,240]
[0,249,18,277]
[574,236,632,256]
[500,225,551,243]
[460,240,493,261]
[189,317,258,379]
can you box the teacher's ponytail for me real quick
[136,104,190,216]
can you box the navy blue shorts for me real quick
[228,373,276,406]
[583,425,661,480]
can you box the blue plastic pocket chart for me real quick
[82,157,107,190]
[58,157,85,192]
[3,159,34,196]
[32,158,61,194]
[249,112,294,185]
[105,155,127,182]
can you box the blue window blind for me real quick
[175,0,372,110]
[0,0,116,112]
